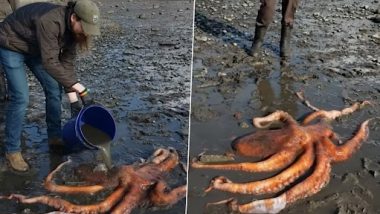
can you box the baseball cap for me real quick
[74,0,100,36]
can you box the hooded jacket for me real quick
[0,2,78,91]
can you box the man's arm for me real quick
[35,15,89,103]
[36,17,77,88]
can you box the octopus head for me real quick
[231,133,279,158]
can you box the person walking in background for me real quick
[249,0,299,64]
[0,0,98,172]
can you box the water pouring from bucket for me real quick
[62,104,116,168]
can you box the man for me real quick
[0,0,100,172]
[249,0,299,64]
[0,0,13,101]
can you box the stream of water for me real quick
[81,124,112,168]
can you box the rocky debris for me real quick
[233,111,242,120]
[239,121,249,128]
[342,173,360,185]
[197,153,235,163]
[362,157,380,178]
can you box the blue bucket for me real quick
[62,104,116,151]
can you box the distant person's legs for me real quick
[280,0,299,63]
[249,0,276,56]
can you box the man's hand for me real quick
[81,94,95,107]
[79,88,95,107]
[70,101,82,118]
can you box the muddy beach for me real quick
[0,0,193,213]
[188,0,379,213]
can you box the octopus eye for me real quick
[168,147,176,153]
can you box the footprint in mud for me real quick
[362,158,380,178]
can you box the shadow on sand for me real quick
[195,11,279,55]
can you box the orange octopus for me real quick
[192,98,372,214]
[1,148,186,214]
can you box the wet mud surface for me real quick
[0,0,193,213]
[188,0,379,213]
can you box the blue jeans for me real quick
[0,48,62,153]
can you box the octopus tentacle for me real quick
[302,101,370,125]
[295,91,320,111]
[150,148,172,164]
[1,186,127,213]
[224,143,331,214]
[253,111,298,128]
[205,143,314,195]
[191,147,299,173]
[111,185,147,214]
[322,119,371,162]
[283,143,331,204]
[149,181,187,207]
[44,159,106,195]
[229,195,287,214]
[155,148,180,172]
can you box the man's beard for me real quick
[74,33,91,51]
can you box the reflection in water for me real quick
[257,77,276,109]
[256,67,298,116]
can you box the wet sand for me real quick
[188,0,380,213]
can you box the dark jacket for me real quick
[0,2,77,91]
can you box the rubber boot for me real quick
[6,152,29,172]
[280,25,292,64]
[48,137,65,154]
[248,25,268,57]
[48,137,65,147]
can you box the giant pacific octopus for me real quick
[1,148,186,214]
[191,98,372,214]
